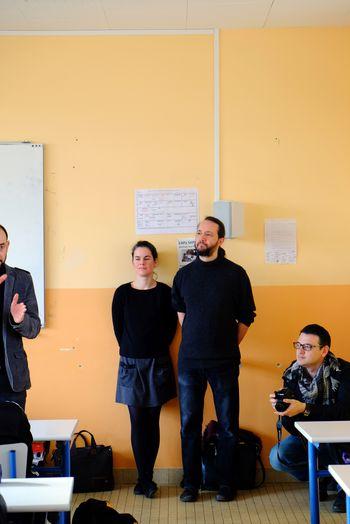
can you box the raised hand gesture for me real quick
[11,293,27,324]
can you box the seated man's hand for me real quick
[269,393,277,410]
[273,398,306,418]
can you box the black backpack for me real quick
[201,420,265,490]
[0,401,33,477]
[72,499,137,524]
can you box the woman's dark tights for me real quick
[128,405,161,486]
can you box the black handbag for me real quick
[70,430,115,493]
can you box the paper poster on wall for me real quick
[265,219,297,264]
[135,188,198,234]
[177,238,196,268]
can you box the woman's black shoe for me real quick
[134,480,158,498]
[144,481,158,498]
[133,482,144,495]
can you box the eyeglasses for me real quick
[196,231,215,238]
[293,342,322,352]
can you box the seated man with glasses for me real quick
[269,324,350,513]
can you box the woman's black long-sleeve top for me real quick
[112,282,177,359]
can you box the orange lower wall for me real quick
[25,285,350,467]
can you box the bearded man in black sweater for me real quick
[172,216,256,503]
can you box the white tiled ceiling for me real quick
[0,0,349,32]
[187,0,273,29]
[265,0,350,27]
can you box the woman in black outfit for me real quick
[112,241,177,498]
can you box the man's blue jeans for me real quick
[270,435,309,480]
[270,434,343,481]
[178,363,239,490]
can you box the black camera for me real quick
[274,388,295,412]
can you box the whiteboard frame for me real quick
[0,143,44,325]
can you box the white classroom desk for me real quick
[329,465,350,496]
[0,477,74,513]
[329,465,350,524]
[29,419,78,477]
[295,420,350,524]
[29,419,78,442]
[29,419,78,524]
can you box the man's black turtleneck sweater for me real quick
[172,254,256,368]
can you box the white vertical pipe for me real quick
[213,28,220,202]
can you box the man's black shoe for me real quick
[216,485,236,502]
[319,478,329,501]
[180,488,198,502]
[332,490,346,513]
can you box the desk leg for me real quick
[308,441,320,524]
[63,440,71,477]
[347,495,350,524]
[58,440,71,524]
[58,511,70,524]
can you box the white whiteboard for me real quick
[0,143,44,325]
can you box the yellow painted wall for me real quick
[1,28,350,468]
[220,28,350,285]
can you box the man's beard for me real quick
[195,243,216,257]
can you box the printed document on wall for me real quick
[135,188,198,234]
[265,219,297,264]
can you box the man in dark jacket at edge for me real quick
[269,323,350,513]
[0,224,41,410]
[172,216,256,503]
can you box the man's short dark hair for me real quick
[300,324,331,348]
[0,225,8,240]
[131,240,158,261]
[203,216,225,239]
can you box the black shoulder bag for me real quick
[70,430,114,493]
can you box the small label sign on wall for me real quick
[177,238,196,268]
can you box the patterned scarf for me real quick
[283,352,341,406]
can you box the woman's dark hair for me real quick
[203,216,225,239]
[0,225,8,239]
[131,240,158,260]
[300,324,331,348]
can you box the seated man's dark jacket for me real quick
[281,357,350,435]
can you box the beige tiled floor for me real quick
[72,483,345,523]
